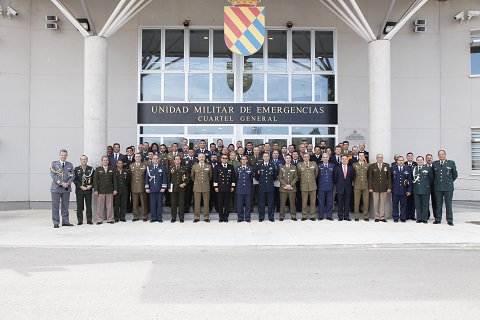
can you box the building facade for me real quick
[1,0,479,208]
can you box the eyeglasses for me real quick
[221,157,228,159]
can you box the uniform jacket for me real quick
[191,162,212,192]
[157,153,171,170]
[235,165,254,195]
[145,164,168,192]
[255,162,278,193]
[194,149,211,160]
[114,167,130,195]
[412,165,434,195]
[93,166,117,194]
[352,162,370,190]
[182,157,198,175]
[333,164,355,194]
[311,153,323,164]
[50,160,75,193]
[278,164,298,193]
[213,163,236,192]
[271,158,285,166]
[297,161,319,192]
[432,160,458,192]
[74,165,94,194]
[168,165,190,192]
[129,162,147,193]
[108,153,125,167]
[317,162,335,192]
[390,165,413,195]
[124,155,135,168]
[368,162,392,192]
[248,154,263,168]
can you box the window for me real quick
[471,29,480,76]
[472,128,480,170]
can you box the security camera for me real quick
[0,6,3,19]
[453,11,465,22]
[6,6,18,19]
[467,11,480,23]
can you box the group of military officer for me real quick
[50,140,458,228]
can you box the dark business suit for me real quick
[108,153,125,167]
[333,164,355,220]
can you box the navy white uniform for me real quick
[235,165,254,221]
[391,165,413,221]
[50,160,75,226]
[255,162,278,221]
[145,164,168,222]
[317,162,335,219]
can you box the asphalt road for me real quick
[1,246,479,320]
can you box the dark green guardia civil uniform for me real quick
[168,165,190,222]
[113,167,130,222]
[432,159,458,224]
[412,165,434,223]
[74,165,94,224]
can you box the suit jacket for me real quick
[348,155,360,166]
[317,162,335,192]
[312,153,323,164]
[213,163,236,192]
[390,166,413,195]
[93,166,117,194]
[145,164,168,192]
[124,155,135,168]
[74,165,94,194]
[432,160,458,192]
[108,153,125,167]
[329,154,342,167]
[412,165,434,195]
[333,165,355,194]
[194,149,211,160]
[114,168,130,195]
[368,163,392,192]
[235,165,254,195]
[297,161,319,192]
[191,162,212,192]
[50,160,75,193]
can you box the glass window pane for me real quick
[267,74,288,101]
[315,75,335,102]
[164,74,185,101]
[268,138,288,149]
[291,74,312,101]
[243,74,264,101]
[165,29,184,70]
[292,127,333,135]
[315,137,336,149]
[244,47,264,71]
[267,30,287,70]
[244,138,264,146]
[188,74,209,101]
[292,137,312,148]
[141,126,184,135]
[471,32,480,75]
[212,74,234,101]
[292,31,311,71]
[243,126,289,135]
[214,30,233,70]
[142,29,161,70]
[163,137,184,146]
[188,126,234,134]
[140,137,160,145]
[189,138,208,150]
[190,29,210,70]
[140,74,161,101]
[315,31,335,71]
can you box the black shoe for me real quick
[121,219,126,222]
[115,219,119,222]
[448,222,454,226]
[394,220,398,223]
[180,220,184,223]
[355,218,359,222]
[259,219,264,222]
[143,219,148,222]
[416,220,422,223]
[345,218,351,221]
[279,218,284,221]
[364,218,369,222]
[158,220,163,223]
[246,220,251,223]
[381,219,387,223]
[205,219,210,223]
[292,218,297,221]
[401,219,406,223]
[410,217,416,221]
[150,220,157,223]
[225,220,229,223]
[132,219,139,222]
[62,223,74,226]
[433,221,441,224]
[375,219,379,222]
[171,220,176,223]
[219,220,223,223]
[96,222,103,225]
[54,224,59,228]
[310,218,316,221]
[423,220,428,224]
[193,219,199,223]
[107,221,114,224]
[301,218,306,221]
[87,221,93,225]
[237,220,243,223]
[77,222,83,225]
[269,219,275,222]
[327,217,333,221]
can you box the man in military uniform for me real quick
[405,152,417,220]
[228,151,241,213]
[235,156,253,222]
[195,140,212,161]
[191,153,212,222]
[412,156,434,223]
[182,149,197,214]
[248,146,263,212]
[390,156,412,223]
[297,153,318,221]
[368,153,391,222]
[213,154,236,222]
[157,144,171,207]
[425,153,437,218]
[93,156,117,224]
[50,149,75,228]
[74,155,94,225]
[130,153,148,222]
[352,152,370,221]
[432,150,458,226]
[256,153,278,222]
[113,159,130,222]
[169,155,190,223]
[145,154,167,222]
[170,143,184,160]
[318,153,335,221]
[278,154,298,221]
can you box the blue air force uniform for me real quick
[255,162,278,221]
[391,165,413,221]
[317,162,335,219]
[145,164,168,221]
[235,165,254,221]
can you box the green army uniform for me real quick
[113,167,130,222]
[130,162,148,220]
[352,161,370,220]
[278,164,298,220]
[74,165,94,224]
[93,165,117,223]
[297,161,318,219]
[168,165,190,222]
[191,162,212,221]
[412,165,434,223]
[432,159,458,224]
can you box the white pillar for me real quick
[84,36,108,167]
[368,40,391,162]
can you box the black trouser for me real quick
[250,184,259,211]
[274,187,280,212]
[295,181,302,212]
[217,191,231,221]
[406,194,416,219]
[114,193,128,221]
[164,189,171,207]
[184,181,194,213]
[428,187,436,218]
[126,185,132,213]
[76,193,92,223]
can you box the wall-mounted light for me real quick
[383,22,396,34]
[183,19,191,27]
[286,21,293,28]
[77,18,90,31]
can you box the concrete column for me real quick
[84,36,108,167]
[368,40,391,163]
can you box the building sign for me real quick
[138,103,338,125]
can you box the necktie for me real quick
[337,156,340,163]
[400,167,402,172]
[325,164,328,168]
[343,165,347,179]
[378,163,381,170]
[441,161,444,166]
[154,165,157,170]
[62,162,65,168]
[115,154,118,161]
[223,164,227,168]
[136,163,139,167]
[243,167,246,171]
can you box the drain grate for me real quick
[466,221,480,225]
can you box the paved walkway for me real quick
[0,202,479,248]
